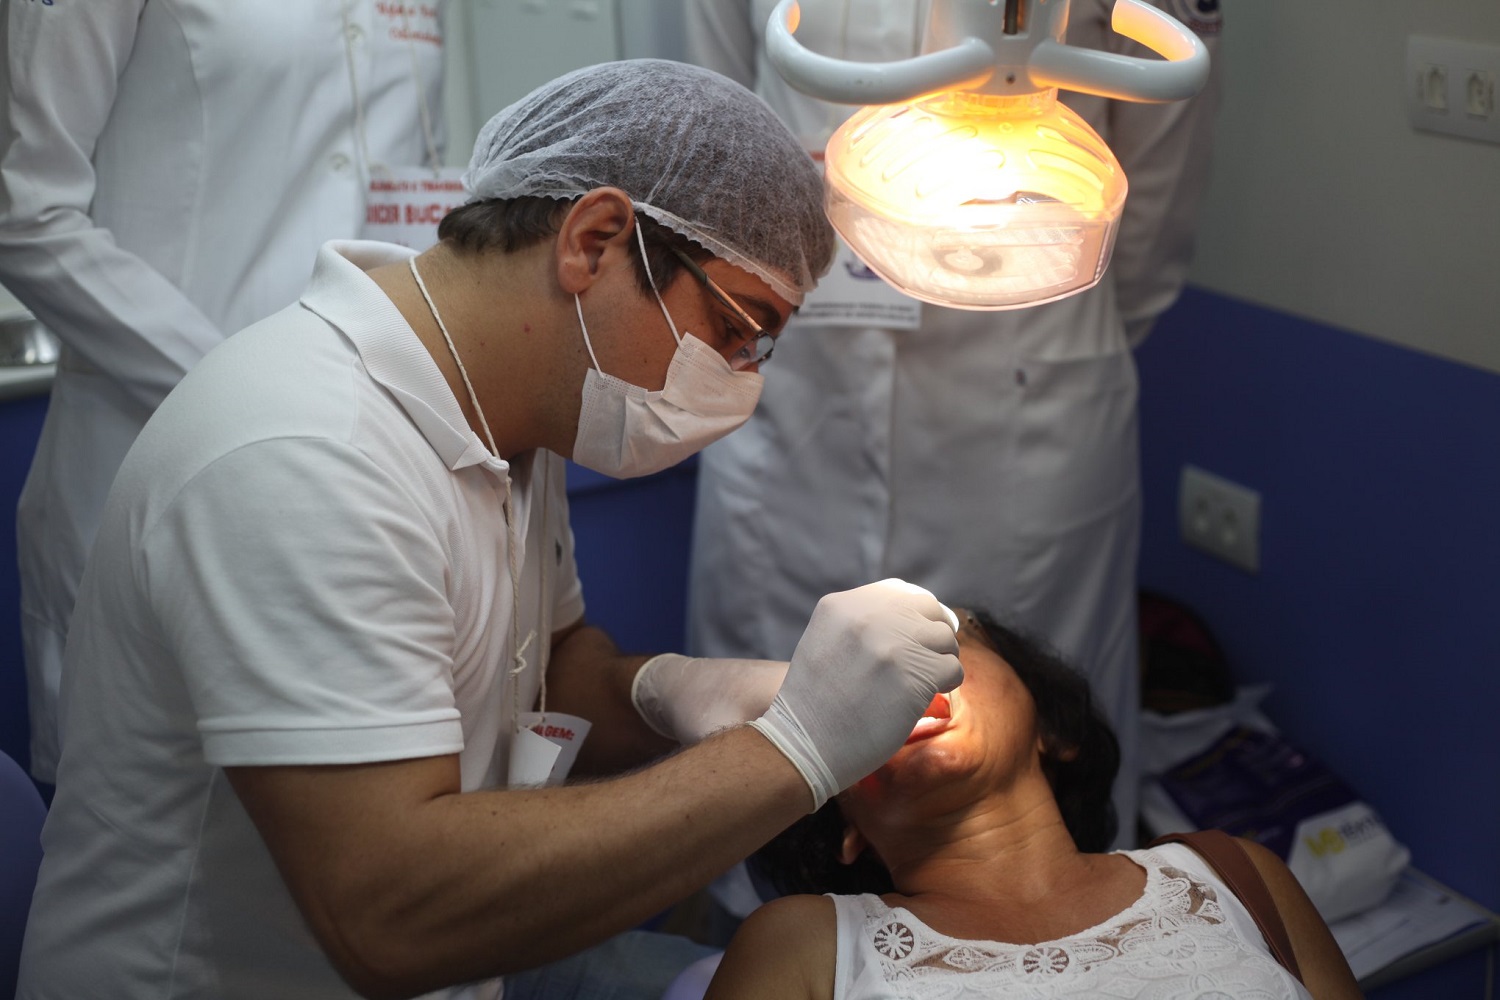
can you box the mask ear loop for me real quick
[574,294,604,373]
[573,214,683,374]
[633,215,684,347]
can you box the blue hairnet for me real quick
[463,59,835,305]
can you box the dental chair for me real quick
[0,749,45,998]
[661,951,723,1000]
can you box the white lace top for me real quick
[830,845,1314,999]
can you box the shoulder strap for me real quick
[1148,830,1304,984]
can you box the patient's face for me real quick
[841,610,1042,812]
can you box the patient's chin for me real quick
[844,754,993,838]
[872,735,984,798]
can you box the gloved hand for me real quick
[749,579,962,810]
[631,654,790,744]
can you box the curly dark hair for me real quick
[436,196,711,297]
[750,611,1120,898]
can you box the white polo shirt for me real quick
[18,241,584,1000]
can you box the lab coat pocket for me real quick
[1009,350,1140,538]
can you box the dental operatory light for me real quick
[766,0,1210,310]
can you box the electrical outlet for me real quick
[1179,466,1261,573]
[1407,36,1500,144]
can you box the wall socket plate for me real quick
[1179,465,1261,573]
[1408,36,1500,144]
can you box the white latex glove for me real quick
[631,654,790,744]
[750,579,962,810]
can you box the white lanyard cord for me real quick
[403,4,443,173]
[408,257,546,732]
[410,258,498,454]
[340,0,374,179]
[530,465,550,724]
[341,0,444,179]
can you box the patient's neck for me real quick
[859,776,1142,944]
[875,780,1084,901]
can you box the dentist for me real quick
[16,60,961,1000]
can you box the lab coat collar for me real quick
[300,241,506,476]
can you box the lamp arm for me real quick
[1028,0,1209,102]
[765,0,995,105]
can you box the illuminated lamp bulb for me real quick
[767,0,1209,310]
[825,88,1125,309]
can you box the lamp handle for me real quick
[1029,0,1209,102]
[764,0,995,105]
[765,0,1208,106]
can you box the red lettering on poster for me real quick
[366,203,401,225]
[404,203,456,225]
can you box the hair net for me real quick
[463,59,835,305]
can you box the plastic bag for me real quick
[1141,690,1410,923]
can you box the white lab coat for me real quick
[685,0,1222,844]
[0,0,447,782]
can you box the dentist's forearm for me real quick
[228,725,806,998]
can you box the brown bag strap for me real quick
[1148,830,1304,984]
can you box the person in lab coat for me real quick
[685,0,1224,872]
[15,61,965,1000]
[0,0,448,785]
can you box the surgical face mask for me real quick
[570,226,765,479]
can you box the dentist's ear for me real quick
[554,187,637,294]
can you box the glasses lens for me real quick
[729,333,775,371]
[750,333,775,365]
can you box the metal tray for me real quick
[0,316,59,366]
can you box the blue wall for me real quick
[1137,287,1500,917]
[0,395,46,777]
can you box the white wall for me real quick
[1190,0,1500,374]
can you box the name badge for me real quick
[363,165,467,250]
[508,712,593,788]
[795,239,923,330]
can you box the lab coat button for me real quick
[330,152,352,174]
[345,22,364,43]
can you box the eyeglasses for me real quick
[669,248,776,370]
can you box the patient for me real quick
[703,610,1362,1000]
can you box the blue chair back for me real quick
[0,750,45,998]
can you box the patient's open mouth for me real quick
[906,691,955,743]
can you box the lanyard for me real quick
[409,258,550,735]
[340,0,444,180]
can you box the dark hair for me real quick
[436,196,712,295]
[750,612,1120,898]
